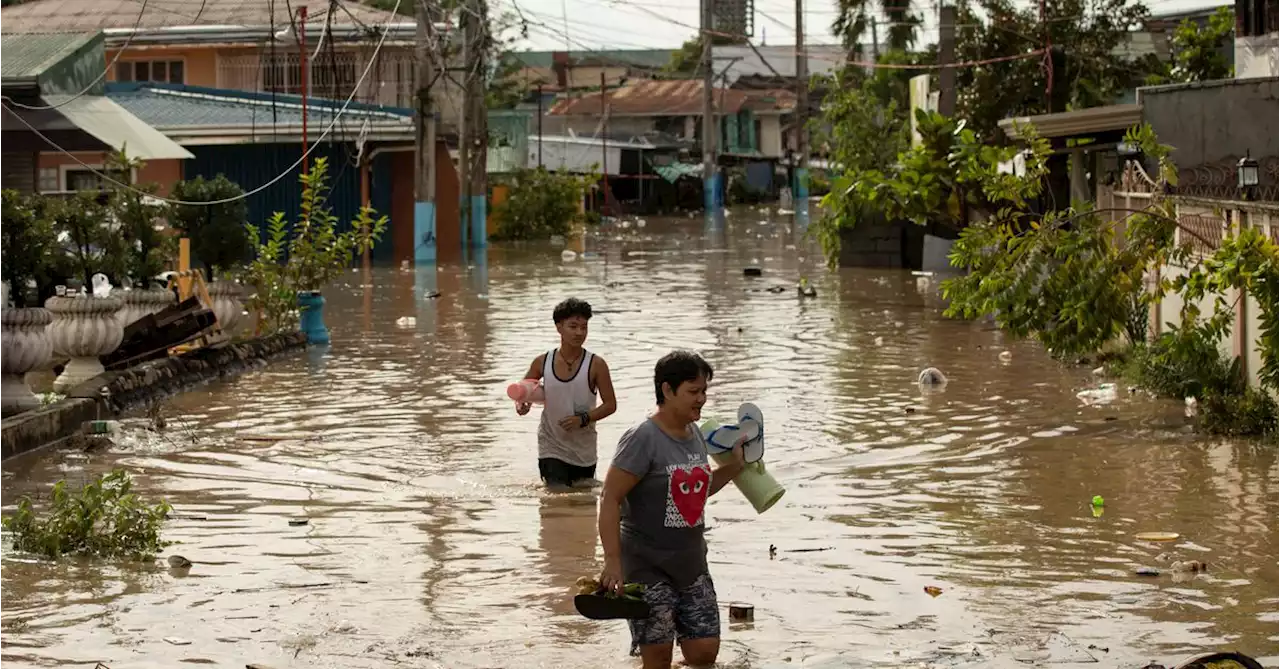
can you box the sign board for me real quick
[712,0,755,38]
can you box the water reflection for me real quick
[1,209,1276,669]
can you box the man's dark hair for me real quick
[654,350,714,404]
[553,298,593,324]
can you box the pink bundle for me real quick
[507,379,545,404]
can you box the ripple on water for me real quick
[2,212,1276,669]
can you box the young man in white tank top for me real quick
[516,298,617,489]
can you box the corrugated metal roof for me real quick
[742,88,797,113]
[0,32,99,82]
[513,49,675,69]
[549,79,751,117]
[0,0,398,33]
[104,82,411,130]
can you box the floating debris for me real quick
[999,351,1014,363]
[561,250,578,262]
[288,518,310,527]
[1133,566,1160,577]
[167,555,192,569]
[918,368,948,386]
[728,603,755,622]
[924,586,944,598]
[1136,531,1180,542]
[395,316,416,328]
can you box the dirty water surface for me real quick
[2,209,1277,669]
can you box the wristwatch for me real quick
[578,411,591,427]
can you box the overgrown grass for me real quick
[2,469,171,560]
[1111,339,1278,437]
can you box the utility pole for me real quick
[299,5,309,175]
[794,0,808,210]
[536,83,544,167]
[937,4,956,116]
[870,17,879,63]
[601,70,609,216]
[458,2,472,249]
[414,0,437,264]
[468,0,489,248]
[701,0,718,214]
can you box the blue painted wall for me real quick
[184,142,395,261]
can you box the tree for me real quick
[169,175,252,281]
[1145,6,1235,84]
[106,150,175,288]
[953,0,1150,141]
[832,0,920,52]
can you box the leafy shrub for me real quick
[493,167,596,241]
[2,469,171,560]
[169,175,252,281]
[0,189,60,308]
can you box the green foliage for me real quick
[106,150,175,287]
[813,65,909,176]
[831,0,920,51]
[942,123,1178,357]
[51,191,130,291]
[814,109,1040,266]
[169,175,251,281]
[1,190,60,308]
[1146,7,1236,85]
[954,0,1150,141]
[492,167,596,241]
[1,469,172,560]
[243,159,388,333]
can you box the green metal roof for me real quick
[1,32,101,84]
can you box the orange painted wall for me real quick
[38,152,183,196]
[105,46,219,87]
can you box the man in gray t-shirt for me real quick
[597,351,745,669]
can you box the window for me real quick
[64,168,129,192]
[116,60,185,84]
[1237,0,1278,35]
[38,168,59,193]
[262,52,358,99]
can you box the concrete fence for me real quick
[1110,159,1279,389]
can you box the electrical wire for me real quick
[2,0,152,111]
[2,0,405,206]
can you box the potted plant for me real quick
[109,150,177,328]
[1,190,58,415]
[170,175,252,338]
[46,192,128,392]
[245,159,386,344]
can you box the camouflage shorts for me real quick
[628,573,720,647]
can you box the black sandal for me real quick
[573,591,651,620]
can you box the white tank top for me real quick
[537,348,599,466]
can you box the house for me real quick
[547,79,794,160]
[1235,0,1278,77]
[1,32,193,194]
[0,0,493,260]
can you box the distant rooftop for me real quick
[105,81,411,130]
[0,0,401,33]
[0,31,100,83]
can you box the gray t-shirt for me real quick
[612,418,713,589]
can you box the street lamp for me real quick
[1237,150,1259,200]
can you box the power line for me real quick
[2,0,405,206]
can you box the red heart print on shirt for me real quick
[668,465,710,527]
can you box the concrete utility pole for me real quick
[458,5,472,249]
[701,0,719,214]
[456,0,489,249]
[414,0,438,264]
[870,17,879,63]
[794,0,809,211]
[937,4,957,117]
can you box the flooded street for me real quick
[3,209,1277,669]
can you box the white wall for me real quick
[1235,33,1279,79]
[528,137,622,175]
[758,114,783,158]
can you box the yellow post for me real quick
[178,238,191,299]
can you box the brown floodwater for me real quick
[2,208,1277,669]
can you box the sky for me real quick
[503,0,1231,51]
